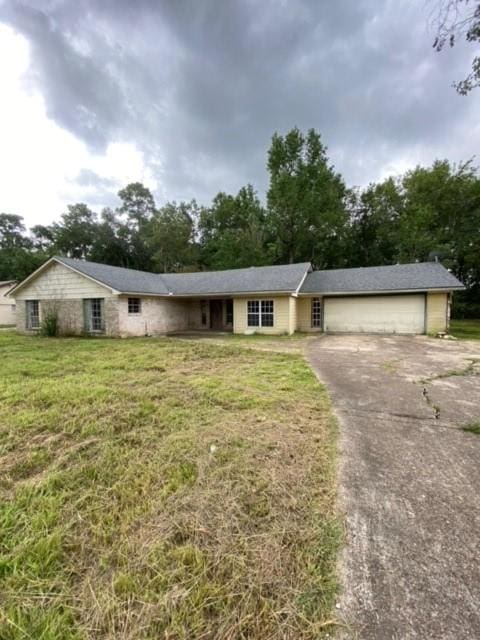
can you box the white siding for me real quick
[0,283,16,325]
[14,262,113,300]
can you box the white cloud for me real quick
[0,24,158,228]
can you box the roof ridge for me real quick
[56,256,310,279]
[50,256,310,297]
[55,255,165,278]
[313,261,445,274]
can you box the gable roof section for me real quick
[56,257,171,295]
[300,262,465,295]
[58,258,310,296]
[10,258,464,299]
[0,281,16,296]
[10,257,312,297]
[8,257,119,297]
[161,263,312,295]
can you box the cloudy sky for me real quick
[0,0,478,228]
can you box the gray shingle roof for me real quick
[56,256,311,296]
[57,257,171,295]
[161,263,311,295]
[300,262,464,294]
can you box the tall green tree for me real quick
[49,204,98,259]
[0,213,45,280]
[117,182,156,225]
[117,182,156,270]
[146,201,198,272]
[398,160,480,314]
[199,185,268,269]
[266,127,349,266]
[89,208,131,267]
[349,178,403,267]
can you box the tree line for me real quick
[1,128,479,316]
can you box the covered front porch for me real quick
[183,297,234,332]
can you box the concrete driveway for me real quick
[307,335,480,640]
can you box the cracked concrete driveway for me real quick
[307,335,480,640]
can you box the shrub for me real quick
[40,311,58,337]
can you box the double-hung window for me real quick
[311,298,322,328]
[247,300,274,328]
[128,297,141,314]
[26,300,40,329]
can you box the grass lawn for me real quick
[462,422,480,435]
[0,332,339,639]
[450,319,480,340]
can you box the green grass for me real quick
[0,333,339,639]
[450,319,480,340]
[462,421,480,435]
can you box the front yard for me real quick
[0,332,339,639]
[450,319,480,340]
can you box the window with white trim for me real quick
[128,297,141,314]
[26,300,40,329]
[247,300,274,327]
[311,298,322,328]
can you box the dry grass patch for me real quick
[0,333,339,639]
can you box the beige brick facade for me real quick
[117,296,190,336]
[10,257,457,338]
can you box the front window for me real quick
[128,297,141,314]
[247,300,274,328]
[311,298,322,328]
[26,300,40,329]
[84,298,105,333]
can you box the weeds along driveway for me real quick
[307,334,480,640]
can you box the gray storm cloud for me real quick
[0,0,478,208]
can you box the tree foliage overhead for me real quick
[266,127,348,266]
[1,127,479,317]
[199,185,267,270]
[147,201,198,273]
[432,0,480,93]
[0,213,45,281]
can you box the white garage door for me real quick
[323,295,425,334]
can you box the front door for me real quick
[209,300,223,330]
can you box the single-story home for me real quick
[0,280,17,325]
[8,256,464,337]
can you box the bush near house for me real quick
[0,333,339,639]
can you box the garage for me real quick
[323,294,426,334]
